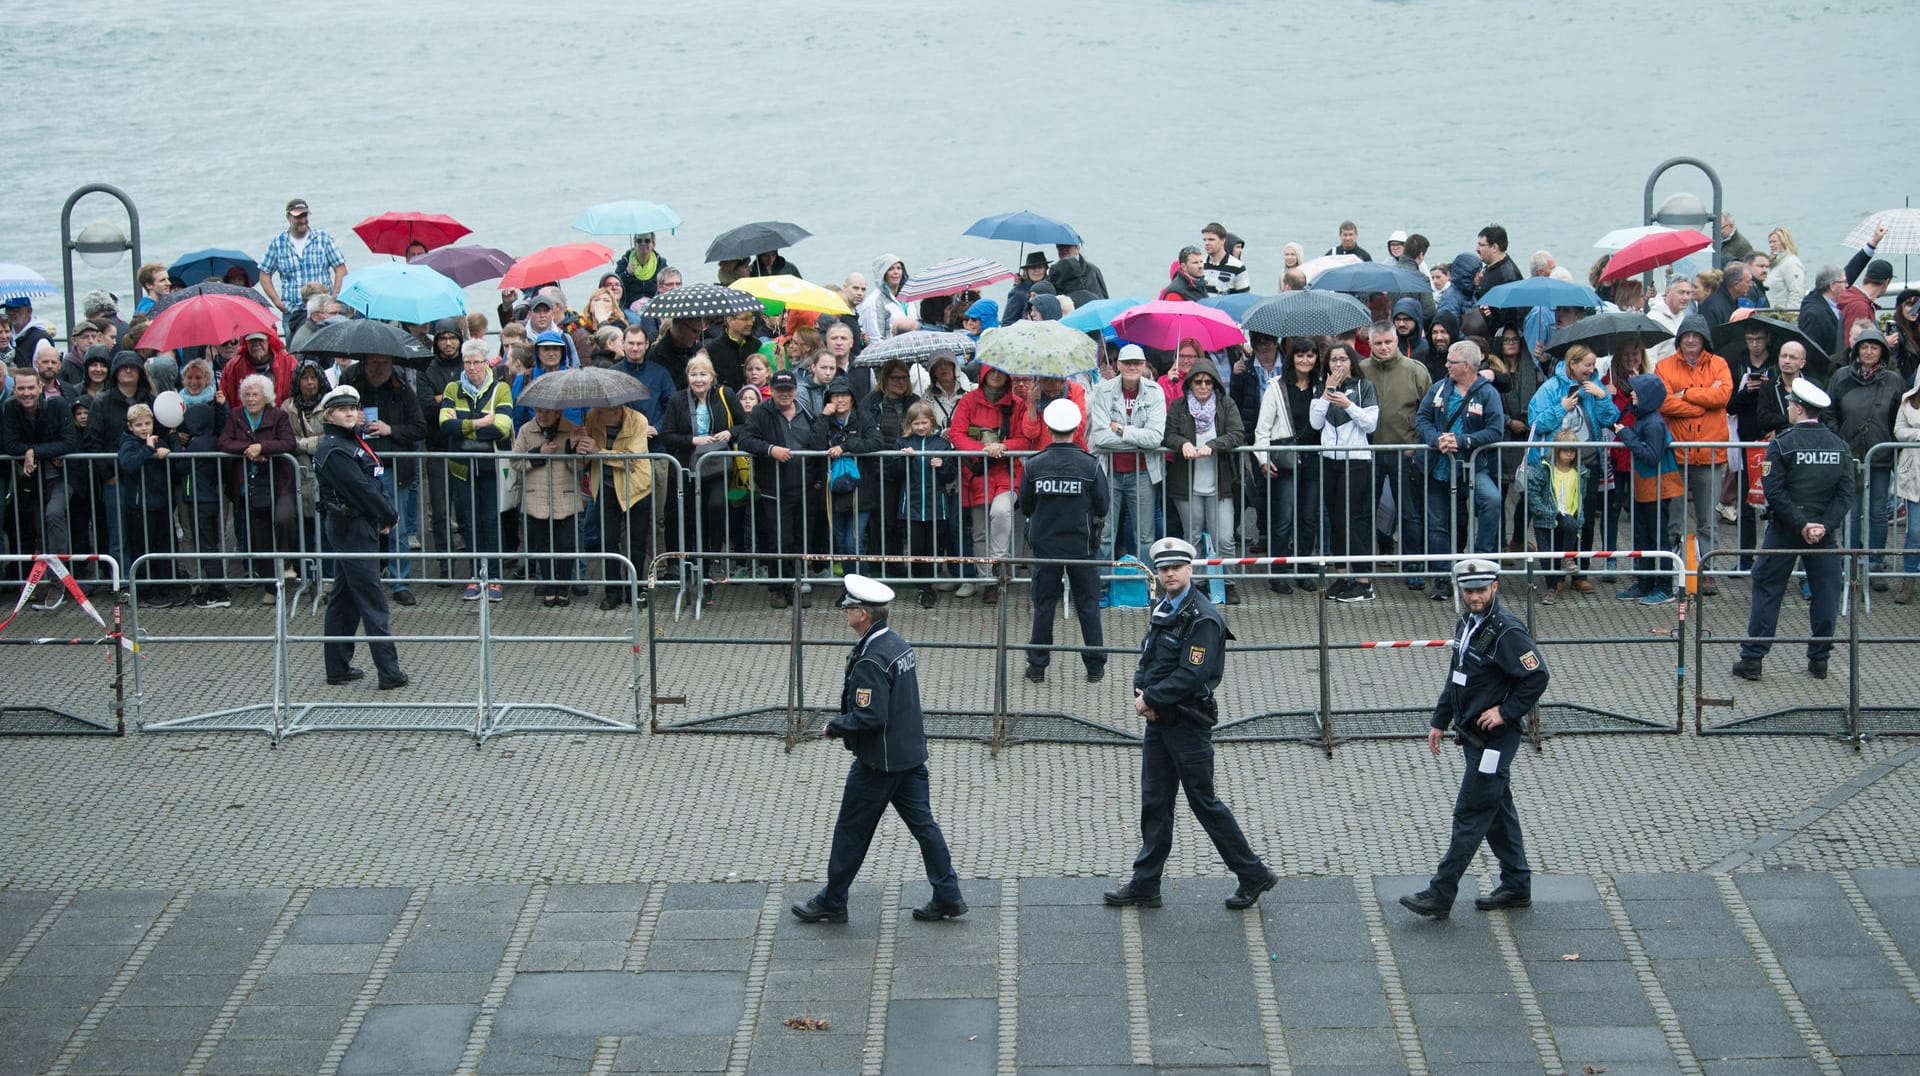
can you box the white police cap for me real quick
[1148,536,1197,569]
[1042,397,1082,434]
[1788,379,1830,411]
[1454,558,1501,589]
[318,384,361,412]
[838,573,895,608]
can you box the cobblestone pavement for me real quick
[2,571,1916,1071]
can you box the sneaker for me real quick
[954,582,979,599]
[916,587,938,609]
[1799,580,1811,600]
[462,582,482,601]
[934,580,960,592]
[259,587,276,606]
[1539,587,1558,606]
[31,586,64,612]
[1295,576,1318,593]
[1339,582,1376,603]
[392,588,417,606]
[1223,583,1241,606]
[1024,664,1045,684]
[1870,576,1889,593]
[1569,576,1595,595]
[147,591,186,609]
[1326,578,1354,601]
[1405,576,1426,591]
[487,583,505,602]
[1897,578,1916,605]
[1430,584,1452,603]
[1268,577,1294,595]
[194,588,231,609]
[1614,584,1647,601]
[1638,589,1674,605]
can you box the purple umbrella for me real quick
[408,245,515,288]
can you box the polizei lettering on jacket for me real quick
[1793,450,1843,465]
[1032,477,1088,495]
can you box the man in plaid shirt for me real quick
[260,198,347,339]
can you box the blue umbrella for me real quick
[1308,262,1429,296]
[572,200,682,238]
[1196,293,1268,321]
[1060,297,1145,333]
[963,210,1083,246]
[337,262,466,323]
[0,262,56,300]
[168,248,261,287]
[1476,278,1601,310]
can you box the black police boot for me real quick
[1102,881,1162,908]
[1807,659,1828,680]
[1473,887,1532,911]
[911,898,968,922]
[1731,659,1763,682]
[1225,871,1278,910]
[790,897,848,924]
[1024,664,1045,684]
[1398,890,1452,919]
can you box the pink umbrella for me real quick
[1298,253,1361,281]
[1110,300,1245,351]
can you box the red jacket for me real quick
[947,388,1021,507]
[1836,286,1878,345]
[218,335,298,406]
[1006,380,1089,454]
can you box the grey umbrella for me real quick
[851,331,978,367]
[514,367,650,411]
[151,280,272,313]
[1240,291,1372,339]
[640,283,765,320]
[704,221,811,263]
[297,318,433,367]
[1544,311,1675,359]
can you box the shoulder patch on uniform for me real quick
[854,687,872,708]
[1188,645,1206,665]
[1518,650,1541,671]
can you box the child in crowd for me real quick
[1526,430,1588,605]
[117,404,187,607]
[1613,375,1682,605]
[897,401,955,607]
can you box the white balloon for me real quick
[152,390,186,429]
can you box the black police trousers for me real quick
[325,515,402,683]
[1428,733,1530,902]
[1027,562,1105,673]
[1129,718,1265,890]
[816,761,962,912]
[1741,530,1842,663]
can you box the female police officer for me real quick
[314,385,408,690]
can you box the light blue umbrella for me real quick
[1196,293,1268,322]
[337,263,466,323]
[1476,278,1601,310]
[1060,297,1145,333]
[572,200,682,238]
[0,262,56,300]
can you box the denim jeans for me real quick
[1101,468,1158,564]
[1846,466,1892,568]
[1424,467,1501,574]
[378,468,418,587]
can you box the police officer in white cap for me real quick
[313,384,407,689]
[1017,397,1108,684]
[1401,558,1547,919]
[1733,379,1854,682]
[792,574,967,924]
[1105,536,1278,911]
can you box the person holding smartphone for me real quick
[1309,343,1380,601]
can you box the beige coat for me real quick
[511,418,586,519]
[586,411,654,511]
[1895,372,1920,504]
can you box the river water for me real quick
[2,0,1912,327]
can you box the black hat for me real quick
[1022,251,1050,270]
[1864,259,1894,285]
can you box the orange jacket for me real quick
[1655,349,1732,465]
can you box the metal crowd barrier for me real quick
[1692,546,1919,748]
[0,553,126,735]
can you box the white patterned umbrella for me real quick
[1843,208,1920,255]
[895,257,1015,302]
[973,321,1099,378]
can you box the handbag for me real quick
[828,454,861,494]
[717,391,754,495]
[1513,424,1540,486]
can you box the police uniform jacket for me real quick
[1134,587,1232,725]
[1017,440,1108,559]
[827,624,929,773]
[1761,420,1854,537]
[1431,597,1549,740]
[314,424,399,529]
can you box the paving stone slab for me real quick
[1020,903,1120,935]
[610,1033,732,1072]
[1407,991,1525,1027]
[517,938,628,972]
[263,940,383,975]
[304,887,413,915]
[116,971,249,1006]
[1512,926,1628,961]
[1283,1025,1402,1065]
[474,1037,596,1074]
[1732,871,1845,900]
[1553,1024,1676,1062]
[760,967,872,1002]
[742,1032,867,1070]
[890,962,996,999]
[12,943,138,976]
[1019,930,1121,964]
[285,911,401,944]
[376,970,494,1004]
[1019,878,1122,906]
[1779,953,1902,991]
[543,883,651,913]
[1625,897,1743,932]
[64,889,174,917]
[1268,959,1388,995]
[493,971,743,1039]
[201,1036,333,1075]
[1699,1061,1822,1076]
[42,915,155,947]
[418,884,529,914]
[1534,986,1656,1027]
[90,1001,221,1041]
[1820,1018,1920,1057]
[530,909,640,941]
[1668,988,1793,1025]
[1683,1021,1812,1060]
[67,1037,201,1076]
[0,973,118,1007]
[652,908,761,940]
[1613,873,1720,900]
[1525,957,1645,993]
[1417,1025,1542,1065]
[1639,929,1756,959]
[1273,987,1392,1029]
[180,889,295,916]
[663,882,768,910]
[237,971,366,1007]
[1018,995,1132,1067]
[640,939,755,973]
[1017,962,1124,999]
[340,1002,481,1075]
[391,938,510,973]
[227,1000,355,1040]
[882,998,995,1075]
[1850,867,1920,904]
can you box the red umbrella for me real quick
[499,242,615,291]
[139,293,280,351]
[1110,300,1246,351]
[352,212,473,256]
[1601,229,1712,283]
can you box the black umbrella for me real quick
[151,280,272,313]
[640,283,765,320]
[1240,291,1371,339]
[297,318,433,368]
[1544,311,1674,359]
[515,367,649,411]
[1709,315,1832,381]
[704,221,811,264]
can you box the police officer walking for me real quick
[792,574,967,924]
[1019,398,1108,684]
[1733,380,1855,682]
[1401,559,1547,919]
[313,385,408,690]
[1105,537,1277,911]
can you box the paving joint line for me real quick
[587,1035,620,1075]
[1360,877,1429,1076]
[859,880,902,1076]
[723,884,783,1076]
[0,889,76,988]
[1241,905,1291,1076]
[318,885,430,1075]
[1712,873,1840,1075]
[181,886,312,1076]
[1709,743,1920,873]
[621,881,669,973]
[1118,904,1153,1067]
[45,888,194,1076]
[1592,874,1703,1075]
[1482,897,1565,1076]
[454,881,548,1076]
[995,877,1018,1076]
[1832,870,1920,1012]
